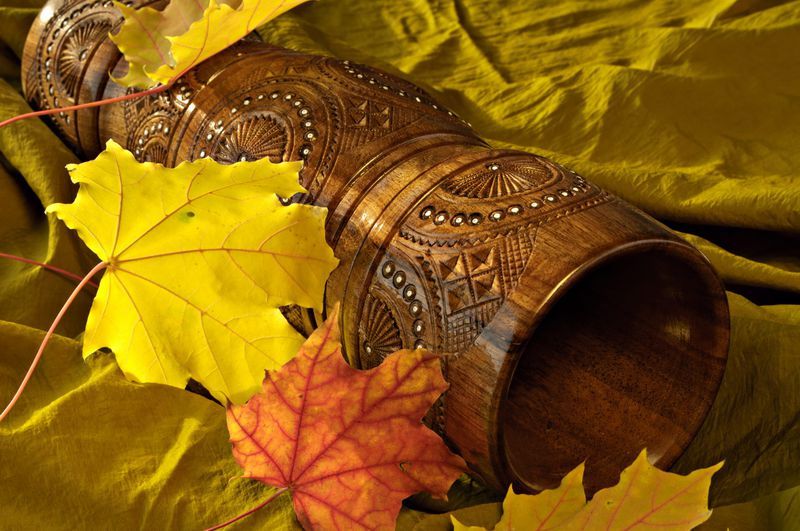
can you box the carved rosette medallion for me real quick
[212,112,289,164]
[442,159,556,198]
[57,19,109,98]
[24,0,122,139]
[186,68,343,198]
[123,84,195,164]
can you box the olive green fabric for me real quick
[2,0,800,529]
[0,322,299,529]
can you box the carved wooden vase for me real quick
[22,0,730,494]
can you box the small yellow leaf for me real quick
[452,464,585,531]
[46,140,338,404]
[454,453,721,531]
[502,464,586,530]
[110,0,311,88]
[568,451,722,531]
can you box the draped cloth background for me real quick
[1,0,799,528]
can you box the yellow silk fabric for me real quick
[2,0,799,528]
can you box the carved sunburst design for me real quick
[443,160,552,198]
[57,21,109,100]
[359,294,403,367]
[215,114,288,163]
[141,143,167,164]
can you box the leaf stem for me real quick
[0,252,100,289]
[0,83,171,130]
[0,261,107,423]
[204,487,289,531]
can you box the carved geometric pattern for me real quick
[185,79,340,195]
[340,96,418,149]
[439,246,503,316]
[24,0,121,146]
[358,293,404,368]
[474,272,501,303]
[502,230,537,289]
[25,5,625,461]
[122,78,196,163]
[446,283,473,313]
[443,160,552,198]
[439,254,467,281]
[418,231,537,354]
[128,112,178,164]
[337,59,467,125]
[347,98,390,128]
[414,257,446,435]
[469,247,496,273]
[215,113,288,163]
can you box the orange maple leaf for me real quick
[226,306,466,530]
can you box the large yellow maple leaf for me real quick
[46,140,337,404]
[110,0,311,88]
[453,452,722,530]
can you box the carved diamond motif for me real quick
[347,98,391,128]
[473,273,501,303]
[440,254,467,281]
[468,247,496,273]
[439,247,503,316]
[446,283,472,313]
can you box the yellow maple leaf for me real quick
[110,0,311,88]
[453,465,585,531]
[46,140,338,404]
[454,452,722,531]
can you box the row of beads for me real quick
[418,174,589,228]
[45,0,122,43]
[340,60,464,123]
[380,261,427,349]
[133,121,171,158]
